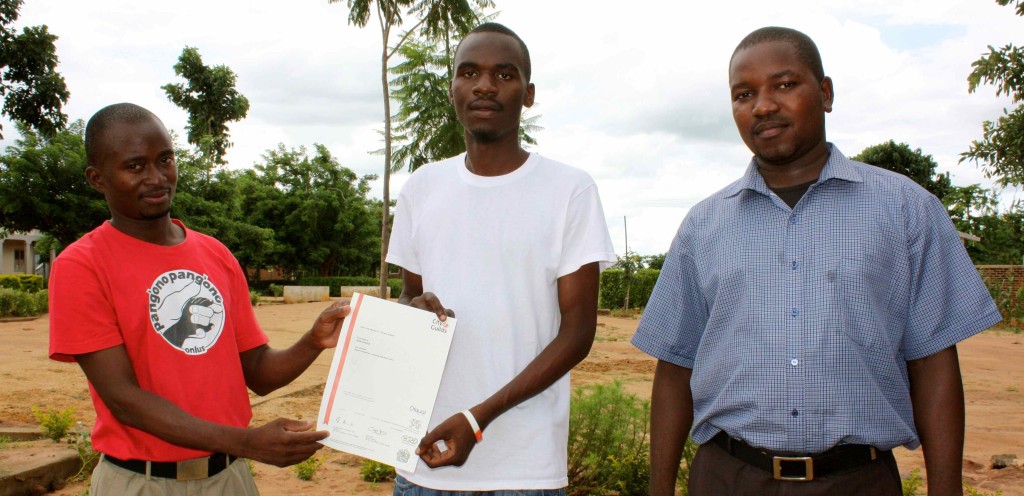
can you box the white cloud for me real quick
[1,0,1019,255]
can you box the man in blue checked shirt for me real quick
[632,26,1001,496]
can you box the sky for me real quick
[2,0,1021,256]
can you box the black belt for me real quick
[103,452,237,481]
[711,432,885,481]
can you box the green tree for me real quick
[0,121,107,247]
[162,46,250,166]
[943,184,1023,264]
[389,16,541,173]
[962,0,1024,187]
[243,144,380,277]
[853,140,952,201]
[0,0,69,139]
[328,0,491,296]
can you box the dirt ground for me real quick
[1,302,1022,495]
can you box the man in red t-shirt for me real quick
[48,102,349,495]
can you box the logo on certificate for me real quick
[430,318,450,333]
[397,449,411,464]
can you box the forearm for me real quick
[650,360,694,496]
[908,346,965,496]
[241,333,324,396]
[472,326,594,429]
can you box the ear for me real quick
[524,82,536,108]
[821,76,834,113]
[85,166,106,194]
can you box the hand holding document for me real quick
[317,292,456,472]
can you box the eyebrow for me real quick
[455,61,521,74]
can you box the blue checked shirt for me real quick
[632,145,1001,453]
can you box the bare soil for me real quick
[1,303,1021,495]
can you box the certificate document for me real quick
[317,292,456,472]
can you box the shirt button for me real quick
[791,261,798,269]
[790,216,798,224]
[791,308,800,317]
[790,359,799,366]
[791,409,799,417]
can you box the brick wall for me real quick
[976,265,1024,293]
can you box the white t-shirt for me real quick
[387,152,615,490]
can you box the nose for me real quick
[752,94,779,117]
[473,72,497,95]
[141,162,166,184]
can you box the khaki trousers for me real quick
[90,455,259,496]
[687,439,902,496]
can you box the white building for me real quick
[1,230,47,276]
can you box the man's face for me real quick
[729,41,833,167]
[86,116,177,224]
[449,32,535,144]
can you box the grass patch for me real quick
[294,455,323,481]
[359,459,396,483]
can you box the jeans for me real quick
[393,475,567,496]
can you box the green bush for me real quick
[387,279,402,300]
[0,288,47,317]
[359,459,396,483]
[32,406,75,442]
[0,274,43,292]
[568,382,650,495]
[599,269,660,309]
[293,455,322,481]
[268,284,284,297]
[249,290,261,306]
[985,275,1023,330]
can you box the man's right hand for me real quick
[407,292,455,320]
[241,418,328,467]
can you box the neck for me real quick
[109,216,185,246]
[464,134,530,176]
[757,142,830,189]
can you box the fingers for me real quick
[319,300,351,323]
[251,419,330,467]
[411,293,453,321]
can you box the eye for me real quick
[733,91,752,102]
[460,69,477,78]
[779,81,797,89]
[497,72,514,81]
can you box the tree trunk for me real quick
[379,45,392,299]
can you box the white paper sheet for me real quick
[316,292,456,472]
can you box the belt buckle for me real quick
[772,456,814,481]
[176,457,210,481]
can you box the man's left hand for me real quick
[309,300,350,349]
[416,412,478,468]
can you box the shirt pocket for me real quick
[834,256,892,350]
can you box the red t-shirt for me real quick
[48,220,268,461]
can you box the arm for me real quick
[649,360,694,496]
[907,345,965,496]
[415,262,601,468]
[76,345,327,467]
[240,300,349,395]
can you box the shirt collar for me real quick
[724,143,864,198]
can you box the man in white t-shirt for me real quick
[386,22,616,494]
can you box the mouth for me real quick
[140,189,171,204]
[468,100,501,114]
[753,121,787,139]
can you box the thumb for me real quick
[281,419,315,432]
[417,428,443,455]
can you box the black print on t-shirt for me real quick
[147,270,226,355]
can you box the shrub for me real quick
[0,274,43,292]
[985,275,1023,330]
[359,459,396,483]
[387,279,403,300]
[294,455,323,481]
[298,276,400,298]
[268,284,284,297]
[249,290,261,306]
[68,422,99,482]
[599,269,660,309]
[568,382,650,495]
[0,288,47,317]
[32,406,76,442]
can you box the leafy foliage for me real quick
[293,455,323,481]
[0,273,42,292]
[962,0,1024,186]
[32,406,75,442]
[0,287,46,317]
[600,269,660,310]
[162,47,250,165]
[853,140,952,201]
[0,121,108,248]
[943,185,1023,264]
[0,0,69,139]
[359,459,396,482]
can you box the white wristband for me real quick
[461,409,483,443]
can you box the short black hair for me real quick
[84,103,162,166]
[457,22,532,82]
[732,27,825,82]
